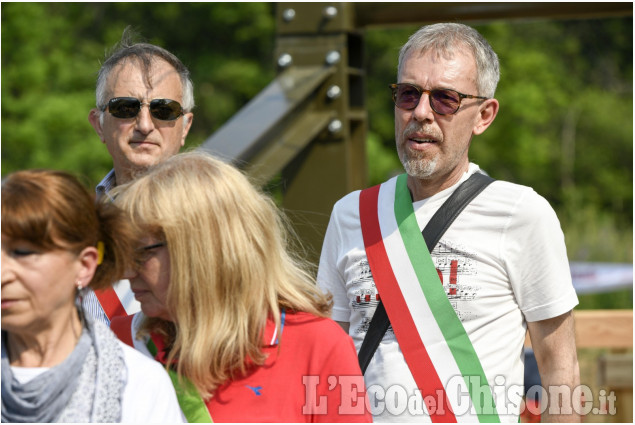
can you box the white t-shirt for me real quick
[317,163,579,423]
[11,340,184,423]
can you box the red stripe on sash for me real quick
[94,287,127,321]
[110,314,135,347]
[360,185,456,423]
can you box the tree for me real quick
[2,4,631,266]
[2,2,276,186]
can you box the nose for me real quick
[135,104,155,135]
[1,250,15,287]
[412,92,435,123]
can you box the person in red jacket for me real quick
[110,151,372,423]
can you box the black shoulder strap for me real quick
[358,172,494,374]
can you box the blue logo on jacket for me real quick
[246,385,263,396]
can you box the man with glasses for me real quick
[317,23,580,422]
[84,31,194,325]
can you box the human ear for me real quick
[180,112,194,147]
[76,246,99,289]
[473,98,499,136]
[88,109,107,144]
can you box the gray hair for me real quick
[95,28,195,114]
[398,23,500,98]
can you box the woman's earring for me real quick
[75,280,86,326]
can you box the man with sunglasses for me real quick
[83,32,195,325]
[317,23,580,422]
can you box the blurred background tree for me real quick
[2,3,632,307]
[1,2,276,184]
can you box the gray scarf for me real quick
[1,313,127,422]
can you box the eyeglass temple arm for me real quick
[460,93,489,100]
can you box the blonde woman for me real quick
[110,151,371,422]
[1,170,183,422]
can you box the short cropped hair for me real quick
[95,27,194,113]
[398,22,500,98]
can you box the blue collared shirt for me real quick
[82,169,117,325]
[96,168,117,201]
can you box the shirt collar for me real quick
[148,310,286,367]
[263,309,286,347]
[96,169,116,201]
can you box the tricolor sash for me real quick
[94,279,140,321]
[110,314,213,422]
[359,174,499,423]
[146,337,213,423]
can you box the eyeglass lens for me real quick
[392,84,462,115]
[107,97,183,121]
[135,241,166,265]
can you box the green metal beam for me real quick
[200,66,334,174]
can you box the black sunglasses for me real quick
[390,83,488,115]
[105,97,184,121]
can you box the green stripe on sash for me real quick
[147,339,213,423]
[167,371,213,423]
[394,174,499,422]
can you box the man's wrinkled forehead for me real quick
[106,57,181,96]
[400,45,476,78]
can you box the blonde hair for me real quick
[113,151,331,398]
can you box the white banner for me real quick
[570,262,633,294]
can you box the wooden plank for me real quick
[525,309,633,348]
[598,353,633,388]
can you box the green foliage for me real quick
[2,3,106,183]
[365,132,402,185]
[2,6,632,310]
[577,288,633,309]
[560,195,633,263]
[471,19,633,224]
[2,2,276,186]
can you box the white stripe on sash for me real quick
[377,177,480,422]
[112,279,141,316]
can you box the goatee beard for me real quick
[400,154,439,179]
[398,123,442,179]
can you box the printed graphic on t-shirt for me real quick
[433,239,481,321]
[350,238,483,335]
[349,259,395,338]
